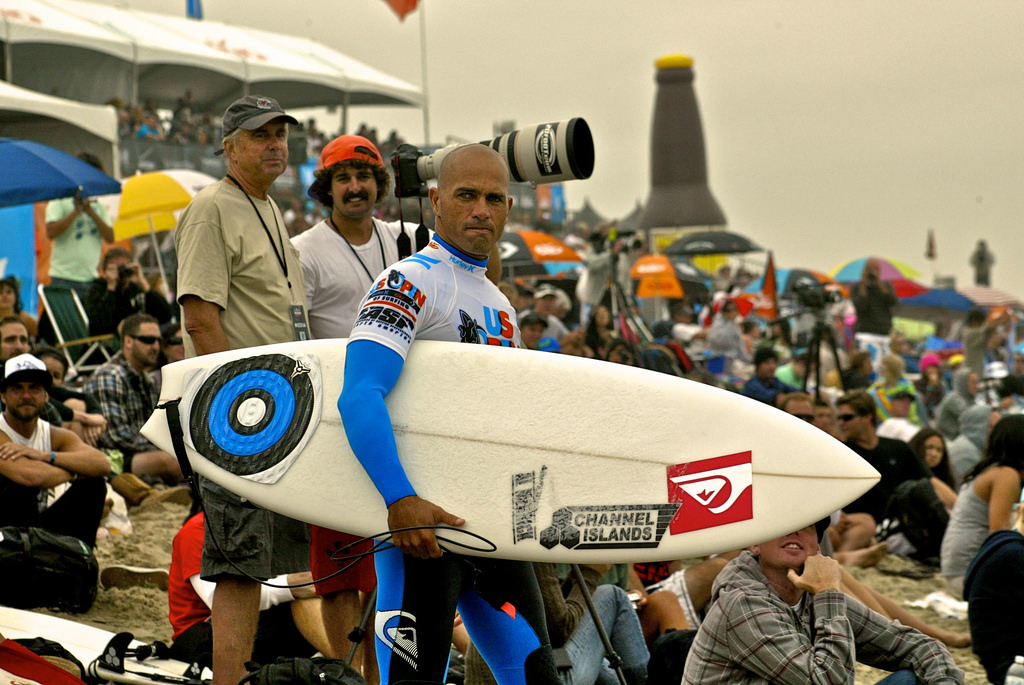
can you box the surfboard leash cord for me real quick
[158,398,498,593]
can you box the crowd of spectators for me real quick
[9,96,1022,681]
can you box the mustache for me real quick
[343,192,369,202]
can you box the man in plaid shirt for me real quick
[85,312,181,483]
[682,519,963,684]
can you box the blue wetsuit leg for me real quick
[458,558,558,685]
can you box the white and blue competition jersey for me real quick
[349,235,521,356]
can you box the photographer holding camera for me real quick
[851,258,897,366]
[84,247,173,339]
[44,154,116,302]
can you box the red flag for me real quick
[756,251,779,321]
[925,229,937,261]
[382,0,418,20]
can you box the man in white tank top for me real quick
[0,353,110,547]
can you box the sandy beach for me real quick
[27,498,989,684]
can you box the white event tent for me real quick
[0,80,119,173]
[1,0,423,113]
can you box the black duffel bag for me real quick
[0,526,98,613]
[239,657,367,685]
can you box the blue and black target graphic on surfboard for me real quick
[188,354,317,477]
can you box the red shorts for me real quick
[309,525,378,596]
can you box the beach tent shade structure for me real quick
[0,0,134,105]
[46,0,248,109]
[1,0,422,113]
[662,230,761,256]
[0,81,119,174]
[0,138,121,208]
[246,26,424,108]
[113,9,419,111]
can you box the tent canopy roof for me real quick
[1,0,423,111]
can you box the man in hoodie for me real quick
[682,520,963,684]
[947,405,999,487]
[934,368,979,441]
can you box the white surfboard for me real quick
[0,607,205,684]
[142,339,878,563]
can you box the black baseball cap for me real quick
[219,95,298,145]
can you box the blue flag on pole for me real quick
[187,0,203,20]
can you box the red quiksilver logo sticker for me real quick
[667,451,753,535]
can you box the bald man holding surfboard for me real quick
[338,144,560,685]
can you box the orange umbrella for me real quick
[499,229,582,276]
[631,255,685,299]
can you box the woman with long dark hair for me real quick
[0,276,37,338]
[583,305,616,360]
[909,428,956,493]
[939,414,1024,595]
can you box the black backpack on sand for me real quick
[239,657,367,685]
[879,478,949,562]
[0,526,98,613]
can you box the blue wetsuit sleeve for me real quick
[337,339,416,506]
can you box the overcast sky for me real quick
[94,0,1024,297]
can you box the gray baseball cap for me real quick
[221,95,298,139]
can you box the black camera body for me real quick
[793,282,841,311]
[391,118,595,199]
[118,265,134,280]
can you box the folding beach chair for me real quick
[37,285,114,376]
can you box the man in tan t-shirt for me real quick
[175,94,310,685]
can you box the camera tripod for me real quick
[800,311,847,396]
[604,248,653,343]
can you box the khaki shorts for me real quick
[199,476,310,581]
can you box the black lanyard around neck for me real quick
[329,216,386,284]
[225,174,291,289]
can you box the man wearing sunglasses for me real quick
[835,391,935,537]
[85,313,182,484]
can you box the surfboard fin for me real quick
[95,631,134,673]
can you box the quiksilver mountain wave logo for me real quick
[667,451,753,535]
[375,610,418,669]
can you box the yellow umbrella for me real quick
[114,169,218,288]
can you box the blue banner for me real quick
[0,204,38,314]
[549,184,565,224]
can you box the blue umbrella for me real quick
[0,138,121,208]
[899,288,975,312]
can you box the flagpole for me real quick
[419,6,430,146]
